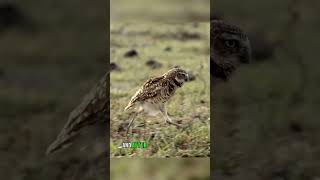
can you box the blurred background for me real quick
[0,0,211,179]
[111,158,209,180]
[111,0,209,22]
[0,0,106,179]
[213,0,320,179]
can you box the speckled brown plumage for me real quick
[125,67,189,132]
[125,68,188,110]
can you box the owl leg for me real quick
[126,107,143,135]
[159,105,181,128]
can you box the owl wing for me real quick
[46,72,108,155]
[124,76,165,110]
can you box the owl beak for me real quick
[185,73,190,81]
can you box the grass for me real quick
[110,22,210,157]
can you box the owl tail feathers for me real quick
[46,130,77,155]
[124,102,135,111]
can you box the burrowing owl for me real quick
[211,20,251,81]
[124,67,189,133]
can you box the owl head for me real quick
[165,67,189,86]
[211,20,251,81]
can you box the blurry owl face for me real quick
[175,70,189,83]
[211,20,252,81]
[211,20,251,66]
[214,33,251,65]
[166,68,189,84]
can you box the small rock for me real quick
[145,59,162,69]
[124,49,138,58]
[164,46,172,52]
[110,62,120,71]
[289,121,303,133]
[0,3,37,33]
[0,3,24,30]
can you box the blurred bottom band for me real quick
[111,158,210,180]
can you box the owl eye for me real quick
[177,73,186,79]
[225,40,237,48]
